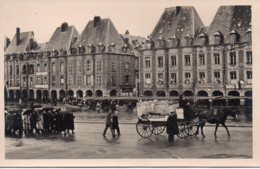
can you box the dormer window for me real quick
[52,50,59,56]
[70,47,77,55]
[97,42,105,53]
[122,44,128,53]
[168,35,179,47]
[108,43,115,52]
[185,34,192,46]
[87,44,96,54]
[78,45,85,54]
[45,51,51,57]
[230,30,240,45]
[246,27,252,44]
[156,36,166,48]
[198,33,208,46]
[214,31,223,45]
[146,36,154,49]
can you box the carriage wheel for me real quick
[152,126,165,135]
[177,121,188,139]
[136,121,153,138]
[186,124,197,136]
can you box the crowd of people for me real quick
[5,107,75,137]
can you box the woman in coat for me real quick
[166,112,179,145]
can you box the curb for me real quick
[74,121,252,128]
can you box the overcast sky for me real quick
[0,0,252,43]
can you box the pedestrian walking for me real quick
[103,110,115,137]
[112,110,120,136]
[166,111,179,145]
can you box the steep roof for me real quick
[121,34,146,49]
[207,6,251,44]
[74,17,126,51]
[149,6,205,47]
[4,31,35,55]
[46,23,79,51]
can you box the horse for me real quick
[193,107,238,137]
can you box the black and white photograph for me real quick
[0,0,259,167]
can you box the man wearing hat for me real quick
[166,111,179,145]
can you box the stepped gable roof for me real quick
[5,31,35,55]
[149,6,204,47]
[74,17,126,50]
[46,23,79,52]
[207,6,251,45]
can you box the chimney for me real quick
[94,16,101,27]
[61,22,68,32]
[124,30,130,44]
[16,27,20,45]
[30,39,34,50]
[176,6,181,15]
[4,37,10,51]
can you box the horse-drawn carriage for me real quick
[135,100,197,138]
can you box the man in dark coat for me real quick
[178,95,186,108]
[166,112,179,145]
[112,110,120,136]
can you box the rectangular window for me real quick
[185,72,191,84]
[199,72,205,83]
[171,55,177,67]
[60,62,64,73]
[52,63,56,73]
[230,71,237,80]
[29,77,33,86]
[68,76,73,85]
[77,61,82,72]
[247,71,252,79]
[145,73,151,84]
[111,76,116,86]
[96,75,101,85]
[52,76,56,85]
[124,75,130,84]
[112,61,116,72]
[9,65,12,76]
[77,76,82,85]
[44,63,47,72]
[214,72,221,83]
[37,77,41,85]
[157,73,163,85]
[68,62,73,73]
[23,77,26,86]
[246,51,252,64]
[158,56,163,67]
[86,60,92,71]
[44,77,47,85]
[60,76,64,85]
[145,57,151,68]
[185,55,191,66]
[16,65,19,74]
[96,61,101,71]
[37,64,40,72]
[230,52,236,65]
[170,73,177,84]
[86,75,92,86]
[199,54,205,65]
[214,53,220,64]
[124,63,130,72]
